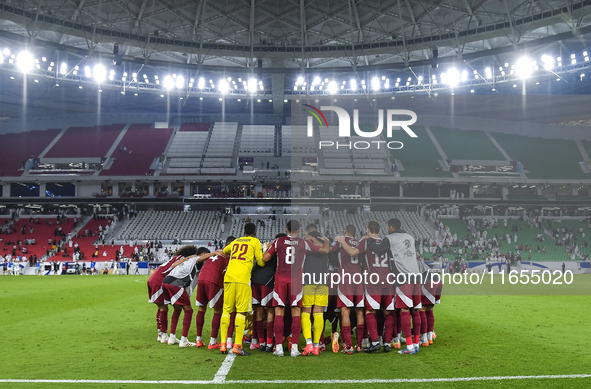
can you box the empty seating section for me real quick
[45,124,124,158]
[430,127,505,160]
[229,215,317,242]
[329,210,433,241]
[100,124,173,176]
[239,125,275,155]
[320,127,351,175]
[118,211,222,240]
[491,133,588,179]
[201,122,237,174]
[391,126,453,178]
[507,194,548,201]
[165,125,210,175]
[179,123,210,132]
[1,218,75,260]
[0,129,61,177]
[556,195,591,201]
[350,129,388,175]
[280,126,292,155]
[286,126,316,154]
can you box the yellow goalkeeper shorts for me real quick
[223,282,252,313]
[303,284,329,307]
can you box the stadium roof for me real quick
[1,0,591,72]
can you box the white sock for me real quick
[227,337,233,345]
[291,343,298,351]
[413,343,419,349]
[313,343,319,348]
[428,331,433,341]
[158,329,162,336]
[306,338,313,345]
[181,336,188,342]
[210,337,217,345]
[196,336,202,342]
[252,339,259,345]
[379,336,383,346]
[407,344,414,351]
[276,344,283,352]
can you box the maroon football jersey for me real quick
[331,237,363,275]
[357,238,390,285]
[197,254,230,287]
[267,235,321,285]
[147,256,177,285]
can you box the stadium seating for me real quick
[70,219,139,261]
[328,210,433,241]
[117,211,223,240]
[0,217,75,260]
[556,195,591,201]
[507,194,548,201]
[286,125,316,154]
[100,124,173,176]
[239,125,276,155]
[430,126,505,161]
[201,122,238,174]
[491,133,588,179]
[0,129,61,177]
[45,124,125,158]
[391,126,453,178]
[280,126,292,155]
[165,124,210,175]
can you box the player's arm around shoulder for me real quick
[253,238,265,267]
[367,236,390,255]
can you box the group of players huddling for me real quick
[147,218,441,357]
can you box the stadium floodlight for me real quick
[327,81,338,94]
[515,57,534,79]
[259,85,264,90]
[218,79,230,93]
[3,48,9,56]
[175,75,185,88]
[84,66,91,78]
[350,79,357,90]
[461,70,468,82]
[296,76,304,85]
[371,77,380,90]
[313,76,321,85]
[93,64,107,83]
[485,67,492,78]
[163,75,174,89]
[16,51,34,73]
[247,78,257,93]
[198,77,205,89]
[445,68,460,86]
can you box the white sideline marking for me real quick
[213,353,236,383]
[0,374,590,385]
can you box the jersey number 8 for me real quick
[285,246,295,264]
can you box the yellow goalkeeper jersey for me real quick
[223,236,265,285]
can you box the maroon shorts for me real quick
[272,282,303,308]
[337,283,364,308]
[252,283,274,307]
[364,285,395,310]
[161,283,191,306]
[195,280,223,309]
[395,283,422,309]
[421,282,442,306]
[147,282,164,304]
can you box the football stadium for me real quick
[1,0,591,388]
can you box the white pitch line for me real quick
[213,353,236,383]
[0,374,590,385]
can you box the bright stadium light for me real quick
[350,79,357,90]
[218,79,230,93]
[163,75,174,89]
[313,76,321,85]
[296,76,304,85]
[485,67,492,78]
[247,78,257,93]
[16,51,34,73]
[515,57,534,78]
[175,75,185,88]
[445,68,460,86]
[3,48,10,56]
[84,66,91,78]
[93,64,107,83]
[198,77,205,88]
[327,81,338,94]
[371,77,380,90]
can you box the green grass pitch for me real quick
[1,275,591,388]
